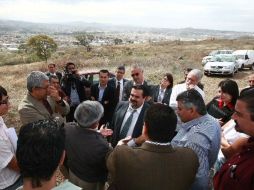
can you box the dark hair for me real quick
[132,85,149,97]
[176,89,207,115]
[185,68,193,73]
[48,63,56,67]
[0,86,7,101]
[238,88,254,121]
[117,65,125,72]
[145,104,177,142]
[16,120,65,188]
[49,75,59,82]
[164,73,174,88]
[99,69,110,76]
[218,79,239,105]
[65,62,75,71]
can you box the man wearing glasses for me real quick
[0,86,22,190]
[18,71,70,125]
[122,65,151,101]
[169,69,204,109]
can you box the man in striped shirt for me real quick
[171,89,221,190]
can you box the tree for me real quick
[114,38,123,45]
[75,33,94,52]
[27,35,57,62]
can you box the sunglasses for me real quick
[131,73,139,77]
[0,96,9,105]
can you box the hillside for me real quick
[1,38,254,131]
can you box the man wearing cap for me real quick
[65,100,112,190]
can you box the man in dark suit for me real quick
[61,62,89,122]
[122,65,151,101]
[107,104,199,190]
[151,73,173,105]
[45,63,62,81]
[91,69,115,126]
[110,85,150,147]
[108,66,128,104]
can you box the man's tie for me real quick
[157,89,164,103]
[119,109,136,139]
[115,81,121,102]
[42,99,53,115]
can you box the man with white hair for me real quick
[18,71,70,125]
[65,100,112,190]
[169,69,205,108]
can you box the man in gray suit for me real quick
[110,85,150,147]
[107,104,199,190]
[122,65,151,101]
[18,71,69,125]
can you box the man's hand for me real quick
[48,85,61,101]
[99,125,113,137]
[117,136,132,146]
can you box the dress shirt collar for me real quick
[146,140,171,146]
[116,78,123,84]
[128,103,144,115]
[98,83,107,89]
[159,86,166,93]
[181,114,208,130]
[133,80,144,85]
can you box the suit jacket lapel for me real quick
[116,103,129,137]
[132,103,147,137]
[27,94,51,117]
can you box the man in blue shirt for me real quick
[171,89,221,190]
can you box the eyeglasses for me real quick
[0,96,9,105]
[36,86,49,90]
[249,80,254,83]
[131,73,139,77]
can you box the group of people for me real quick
[1,61,254,190]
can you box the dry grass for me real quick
[1,38,254,132]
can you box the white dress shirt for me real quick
[169,83,205,108]
[120,104,144,137]
[0,117,20,189]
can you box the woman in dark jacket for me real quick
[151,73,173,105]
[207,79,239,126]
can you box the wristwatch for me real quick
[56,98,65,106]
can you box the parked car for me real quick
[233,50,254,70]
[204,54,238,77]
[202,50,234,65]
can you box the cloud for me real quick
[0,0,254,31]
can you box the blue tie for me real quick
[119,109,136,139]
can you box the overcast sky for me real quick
[0,0,254,32]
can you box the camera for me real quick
[64,70,76,80]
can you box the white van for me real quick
[233,50,254,70]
